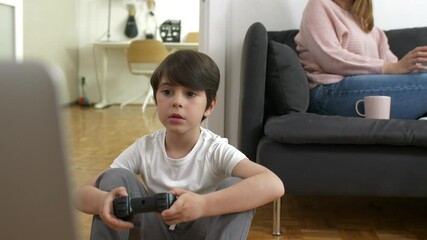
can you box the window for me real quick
[0,0,22,61]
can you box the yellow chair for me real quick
[121,39,170,112]
[184,32,199,43]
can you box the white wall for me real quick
[198,0,227,136]
[78,0,199,106]
[222,0,427,147]
[373,0,427,30]
[23,0,78,105]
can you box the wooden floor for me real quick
[65,105,427,240]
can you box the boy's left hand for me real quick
[160,188,206,225]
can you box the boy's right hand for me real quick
[98,186,135,230]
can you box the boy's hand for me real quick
[98,187,135,230]
[160,188,206,225]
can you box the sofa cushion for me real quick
[265,113,427,147]
[266,40,309,114]
[268,30,299,53]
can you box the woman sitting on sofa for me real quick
[295,0,427,119]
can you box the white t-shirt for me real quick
[111,127,247,195]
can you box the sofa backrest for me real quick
[386,27,427,59]
[268,30,299,53]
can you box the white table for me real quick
[93,41,199,109]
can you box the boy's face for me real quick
[155,77,215,135]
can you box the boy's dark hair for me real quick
[150,50,220,120]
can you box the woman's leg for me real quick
[90,168,173,240]
[308,72,427,119]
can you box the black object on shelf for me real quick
[124,4,138,39]
[160,20,181,42]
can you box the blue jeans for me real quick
[308,72,427,119]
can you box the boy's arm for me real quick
[203,159,284,215]
[161,159,284,224]
[73,170,134,230]
[73,174,104,215]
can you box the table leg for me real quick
[94,46,110,109]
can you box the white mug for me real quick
[355,96,391,119]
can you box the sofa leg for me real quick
[272,197,282,236]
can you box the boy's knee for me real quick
[102,168,134,177]
[216,177,242,190]
[95,168,135,189]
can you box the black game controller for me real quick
[113,192,176,221]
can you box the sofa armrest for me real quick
[238,22,269,161]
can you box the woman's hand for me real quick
[160,188,207,225]
[97,187,134,230]
[384,46,427,74]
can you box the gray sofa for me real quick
[239,22,427,235]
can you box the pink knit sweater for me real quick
[295,0,398,89]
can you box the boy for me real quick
[74,50,284,239]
